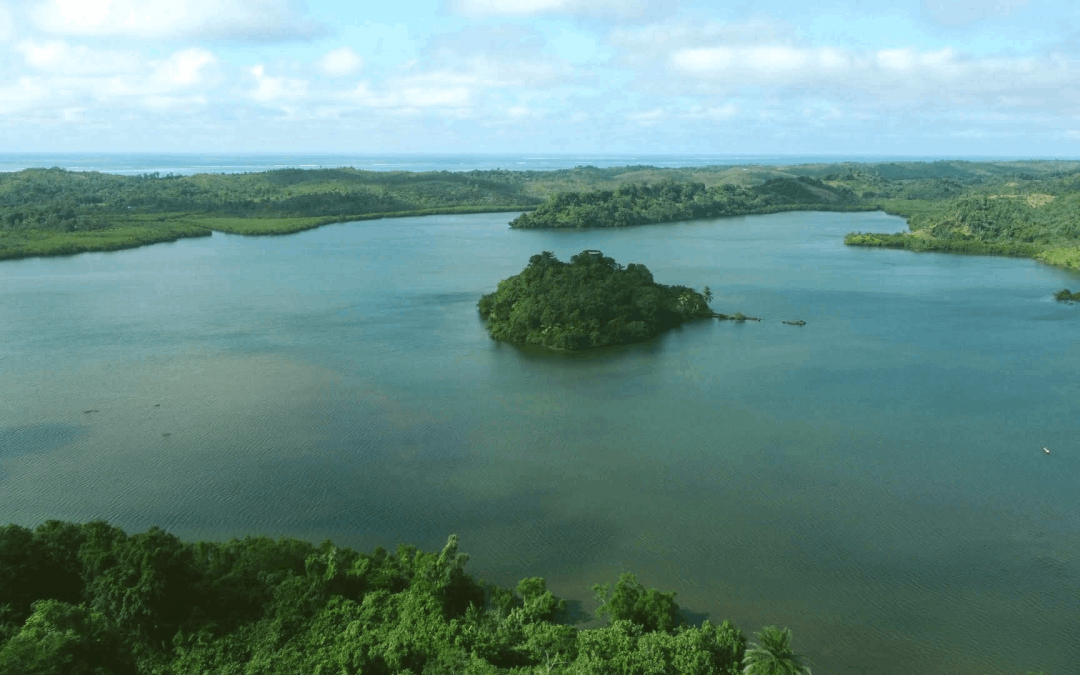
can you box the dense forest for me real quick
[503,160,1080,272]
[477,250,723,350]
[0,167,547,260]
[0,520,826,675]
[507,178,862,229]
[4,160,1080,273]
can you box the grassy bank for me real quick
[843,231,1045,259]
[0,206,539,260]
[0,222,212,261]
[199,204,537,235]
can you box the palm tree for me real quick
[702,285,714,306]
[742,625,811,675]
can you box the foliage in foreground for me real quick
[741,626,811,675]
[478,250,716,350]
[0,520,753,675]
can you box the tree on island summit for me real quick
[703,285,714,305]
[742,625,811,675]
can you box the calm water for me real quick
[2,210,1079,674]
[0,152,1058,175]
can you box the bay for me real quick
[1,209,1078,674]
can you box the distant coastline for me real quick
[3,152,1055,176]
[3,159,1080,272]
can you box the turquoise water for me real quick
[1,210,1078,674]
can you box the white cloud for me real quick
[248,65,309,103]
[0,78,52,115]
[405,57,564,89]
[341,81,472,110]
[684,103,740,121]
[139,94,208,112]
[154,49,217,87]
[31,0,324,41]
[320,48,364,77]
[0,45,218,119]
[672,45,853,83]
[669,43,1080,110]
[611,17,793,54]
[450,0,649,18]
[505,105,536,118]
[921,0,1032,28]
[627,108,668,126]
[17,40,140,75]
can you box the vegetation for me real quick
[501,160,1080,274]
[0,167,546,260]
[1054,288,1080,302]
[477,250,721,350]
[0,220,212,261]
[741,626,811,675]
[7,160,1080,276]
[832,165,1080,272]
[0,520,762,675]
[509,178,862,229]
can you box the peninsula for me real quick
[478,250,728,350]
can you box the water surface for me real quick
[2,210,1078,674]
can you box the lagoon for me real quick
[2,210,1078,674]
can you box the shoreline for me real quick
[0,205,537,262]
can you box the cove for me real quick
[1,210,1078,674]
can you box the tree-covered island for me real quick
[478,250,749,350]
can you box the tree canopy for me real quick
[7,160,1080,272]
[478,250,715,350]
[508,178,860,229]
[0,520,766,675]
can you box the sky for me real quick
[1,0,1079,156]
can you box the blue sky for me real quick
[1,0,1079,155]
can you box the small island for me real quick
[478,250,727,350]
[1055,288,1080,303]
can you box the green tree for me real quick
[0,600,130,675]
[592,573,685,633]
[741,625,810,675]
[703,285,714,305]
